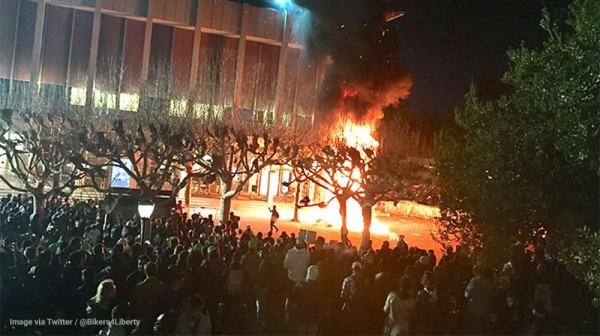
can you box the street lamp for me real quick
[138,203,155,243]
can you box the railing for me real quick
[377,200,440,220]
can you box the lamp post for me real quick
[138,203,155,244]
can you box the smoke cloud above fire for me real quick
[292,0,412,123]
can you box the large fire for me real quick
[304,118,398,243]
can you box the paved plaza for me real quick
[186,196,440,253]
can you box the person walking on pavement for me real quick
[268,205,280,233]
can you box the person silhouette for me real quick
[268,205,279,233]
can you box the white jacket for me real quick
[283,247,310,282]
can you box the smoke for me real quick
[292,0,412,122]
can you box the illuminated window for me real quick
[70,87,86,106]
[193,103,209,119]
[119,93,139,112]
[94,89,116,109]
[193,103,225,120]
[170,99,188,117]
[281,112,292,126]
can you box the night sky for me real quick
[392,0,570,119]
[240,0,571,120]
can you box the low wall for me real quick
[377,200,440,219]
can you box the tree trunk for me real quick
[219,179,233,224]
[219,196,232,226]
[185,180,192,209]
[52,173,60,192]
[293,181,301,222]
[184,164,193,210]
[360,205,372,254]
[339,197,349,246]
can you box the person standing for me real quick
[268,206,280,233]
[128,262,169,335]
[340,261,369,334]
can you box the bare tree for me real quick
[197,117,299,223]
[293,128,364,245]
[80,107,206,206]
[0,99,104,228]
[293,114,435,249]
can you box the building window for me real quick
[193,103,225,120]
[94,89,116,109]
[70,87,86,106]
[254,110,274,124]
[120,93,139,112]
[170,99,188,117]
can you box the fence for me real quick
[377,200,440,219]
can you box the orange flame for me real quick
[304,117,397,242]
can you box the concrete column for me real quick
[8,0,22,97]
[273,10,291,121]
[311,61,322,125]
[233,3,250,117]
[291,50,300,121]
[266,165,274,204]
[85,0,102,109]
[64,9,77,97]
[29,0,47,94]
[114,19,127,112]
[189,2,203,89]
[140,0,155,81]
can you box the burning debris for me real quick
[384,10,405,22]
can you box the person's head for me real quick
[260,245,271,259]
[188,294,206,317]
[137,256,149,272]
[111,304,127,319]
[24,246,37,262]
[93,243,105,256]
[93,279,116,304]
[169,237,180,249]
[82,268,97,283]
[207,246,219,261]
[113,243,125,255]
[144,262,158,278]
[174,244,184,255]
[296,238,307,249]
[177,250,189,265]
[316,236,325,248]
[398,276,412,299]
[351,261,363,274]
[68,237,82,249]
[421,271,436,289]
[272,205,277,210]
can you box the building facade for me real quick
[0,0,317,200]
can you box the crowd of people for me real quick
[0,193,597,335]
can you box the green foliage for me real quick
[434,0,599,262]
[561,227,600,308]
